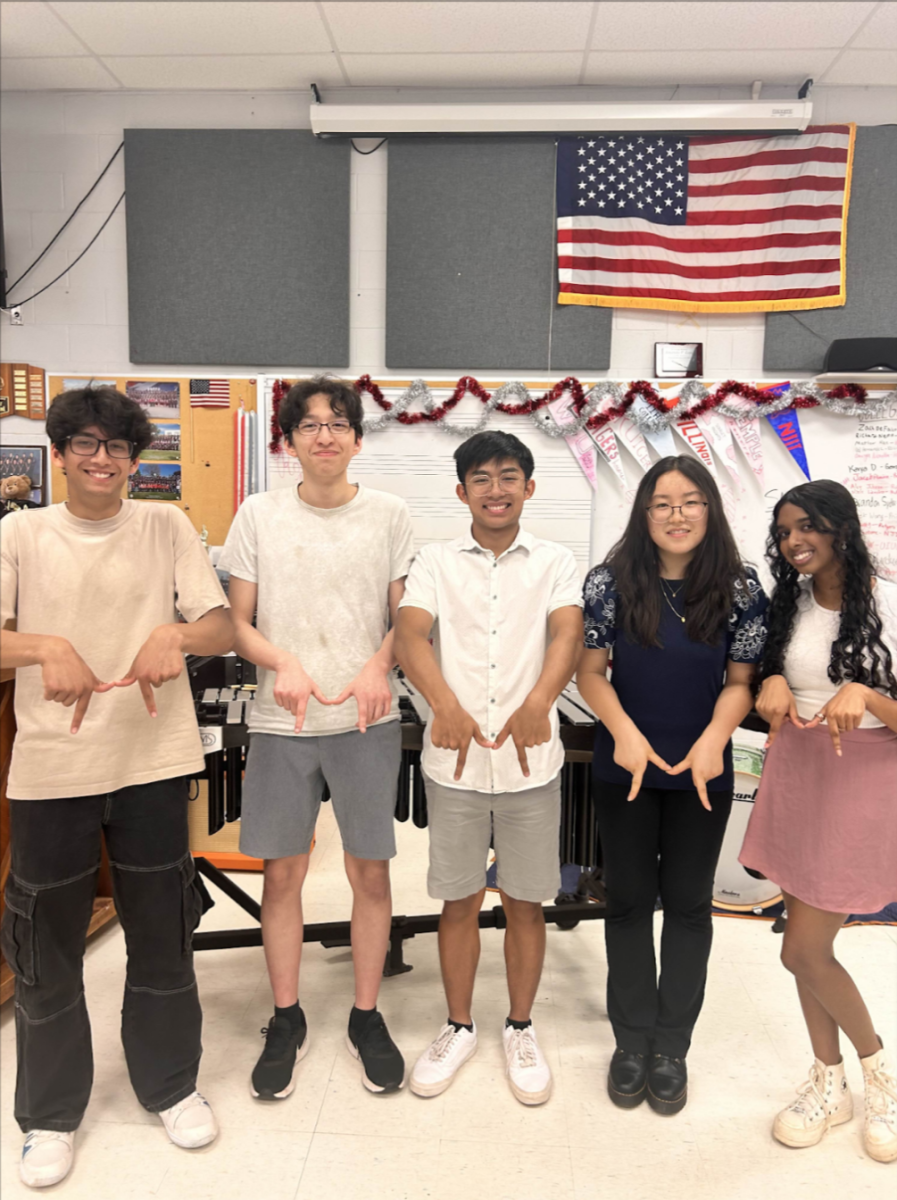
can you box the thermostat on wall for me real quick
[655,342,703,378]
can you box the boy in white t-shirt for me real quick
[219,376,414,1099]
[0,386,233,1188]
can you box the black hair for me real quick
[46,385,155,457]
[760,480,897,697]
[454,431,535,485]
[605,455,747,648]
[278,375,364,443]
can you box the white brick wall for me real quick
[2,86,896,381]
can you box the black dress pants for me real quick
[594,781,733,1059]
[1,777,206,1132]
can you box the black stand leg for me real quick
[382,920,414,977]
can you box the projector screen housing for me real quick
[310,100,813,139]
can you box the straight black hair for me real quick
[606,455,747,647]
[46,385,155,457]
[760,480,897,696]
[454,431,535,485]
[279,375,364,443]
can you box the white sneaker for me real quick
[860,1044,897,1163]
[503,1023,552,1106]
[410,1021,478,1098]
[773,1058,853,1148]
[20,1130,74,1188]
[158,1090,219,1149]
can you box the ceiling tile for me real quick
[583,48,839,87]
[0,1,91,57]
[53,2,332,56]
[342,52,583,87]
[0,56,120,90]
[819,48,897,84]
[590,2,876,50]
[851,2,897,49]
[323,2,593,53]
[102,53,345,90]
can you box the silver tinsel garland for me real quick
[360,379,897,438]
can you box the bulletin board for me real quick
[123,130,350,367]
[47,375,256,547]
[386,138,611,372]
[764,127,897,372]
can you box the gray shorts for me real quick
[239,722,401,861]
[424,774,561,903]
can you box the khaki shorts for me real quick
[424,774,561,903]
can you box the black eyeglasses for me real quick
[67,435,135,459]
[646,501,708,523]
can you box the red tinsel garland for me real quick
[267,374,870,452]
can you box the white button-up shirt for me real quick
[399,528,583,794]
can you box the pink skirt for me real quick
[739,721,897,914]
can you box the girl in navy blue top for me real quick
[577,455,768,1116]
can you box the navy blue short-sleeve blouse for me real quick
[582,564,768,791]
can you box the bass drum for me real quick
[714,728,782,909]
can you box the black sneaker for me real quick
[346,1011,405,1093]
[250,1012,309,1100]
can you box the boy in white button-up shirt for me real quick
[395,431,583,1106]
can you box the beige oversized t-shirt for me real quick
[218,484,414,736]
[0,501,228,799]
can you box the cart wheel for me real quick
[554,916,581,930]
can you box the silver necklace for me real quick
[660,578,686,623]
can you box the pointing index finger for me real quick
[827,713,842,757]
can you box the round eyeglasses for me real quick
[646,501,708,523]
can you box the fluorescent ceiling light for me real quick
[310,100,813,138]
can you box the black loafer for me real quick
[647,1054,688,1115]
[607,1048,648,1108]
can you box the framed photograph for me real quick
[143,422,181,461]
[655,342,704,379]
[129,461,182,501]
[0,444,47,509]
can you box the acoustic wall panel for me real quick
[124,130,349,366]
[764,126,897,373]
[386,138,611,372]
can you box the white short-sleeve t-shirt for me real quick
[219,484,414,736]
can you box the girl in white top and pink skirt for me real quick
[739,480,897,1163]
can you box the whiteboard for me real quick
[587,390,897,590]
[259,377,897,587]
[261,378,595,574]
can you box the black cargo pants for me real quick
[1,777,208,1132]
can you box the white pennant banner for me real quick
[675,418,719,478]
[615,415,654,472]
[694,410,743,491]
[589,424,628,490]
[729,417,765,489]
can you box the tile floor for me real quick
[2,803,895,1200]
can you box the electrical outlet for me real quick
[10,308,23,326]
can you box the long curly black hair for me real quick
[606,455,747,648]
[759,480,897,697]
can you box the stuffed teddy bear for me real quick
[0,474,40,519]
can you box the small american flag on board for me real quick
[189,379,230,407]
[556,124,855,313]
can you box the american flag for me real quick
[556,125,855,313]
[189,378,230,407]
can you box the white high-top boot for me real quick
[773,1058,853,1148]
[860,1044,897,1164]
